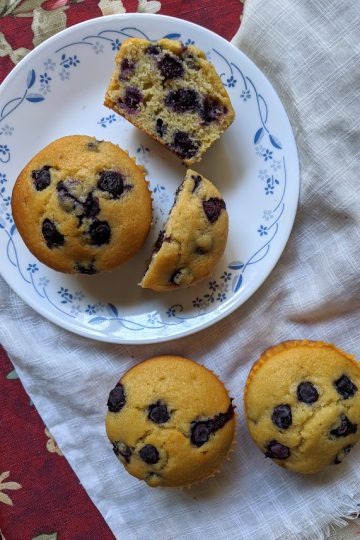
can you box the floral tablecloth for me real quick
[0,1,359,539]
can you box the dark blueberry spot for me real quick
[153,230,165,254]
[32,165,51,191]
[89,220,111,246]
[87,141,100,152]
[201,96,227,124]
[123,86,143,111]
[297,381,319,404]
[191,422,211,447]
[202,198,226,224]
[155,118,167,138]
[334,375,358,400]
[330,414,357,439]
[165,89,201,114]
[74,261,97,275]
[83,192,100,218]
[190,403,234,447]
[147,45,161,55]
[195,247,207,255]
[171,131,199,160]
[170,268,187,285]
[42,219,64,249]
[97,170,128,199]
[107,383,126,412]
[139,444,159,464]
[158,54,184,80]
[119,58,136,80]
[113,441,132,464]
[265,440,290,460]
[272,404,292,430]
[334,444,354,465]
[191,174,202,192]
[148,401,170,424]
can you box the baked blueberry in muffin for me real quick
[11,135,152,274]
[140,169,228,291]
[104,38,235,165]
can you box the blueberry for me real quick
[330,414,357,439]
[265,440,290,460]
[97,170,127,199]
[334,375,358,399]
[83,192,100,218]
[107,383,126,412]
[171,131,199,160]
[334,444,354,465]
[113,441,132,464]
[170,268,185,285]
[87,141,100,152]
[153,230,165,254]
[201,96,227,123]
[147,45,161,55]
[119,58,136,80]
[297,381,319,404]
[202,198,226,223]
[272,404,292,429]
[89,220,111,246]
[165,89,201,113]
[191,421,211,447]
[190,403,234,447]
[42,219,64,249]
[191,174,202,192]
[74,261,97,275]
[155,118,167,138]
[32,166,52,191]
[158,54,184,80]
[121,86,143,112]
[139,444,159,464]
[148,401,170,424]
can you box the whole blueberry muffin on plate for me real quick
[104,38,235,165]
[140,169,228,291]
[11,135,152,274]
[106,355,235,487]
[244,340,360,473]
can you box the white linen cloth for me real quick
[1,0,360,538]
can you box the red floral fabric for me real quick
[0,1,242,538]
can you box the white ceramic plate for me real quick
[0,13,299,344]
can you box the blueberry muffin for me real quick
[140,169,228,291]
[11,135,152,274]
[244,340,360,474]
[106,355,235,487]
[104,38,235,165]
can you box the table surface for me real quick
[0,2,359,540]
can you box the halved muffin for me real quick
[104,38,235,165]
[140,169,228,291]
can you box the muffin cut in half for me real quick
[104,38,235,165]
[140,169,228,291]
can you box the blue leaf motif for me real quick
[232,274,243,293]
[0,222,4,229]
[88,317,107,324]
[228,261,244,270]
[62,53,66,60]
[269,134,282,149]
[10,224,16,236]
[26,94,45,103]
[254,127,264,145]
[27,69,36,89]
[108,303,118,317]
[163,33,181,40]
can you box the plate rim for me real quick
[0,12,300,344]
